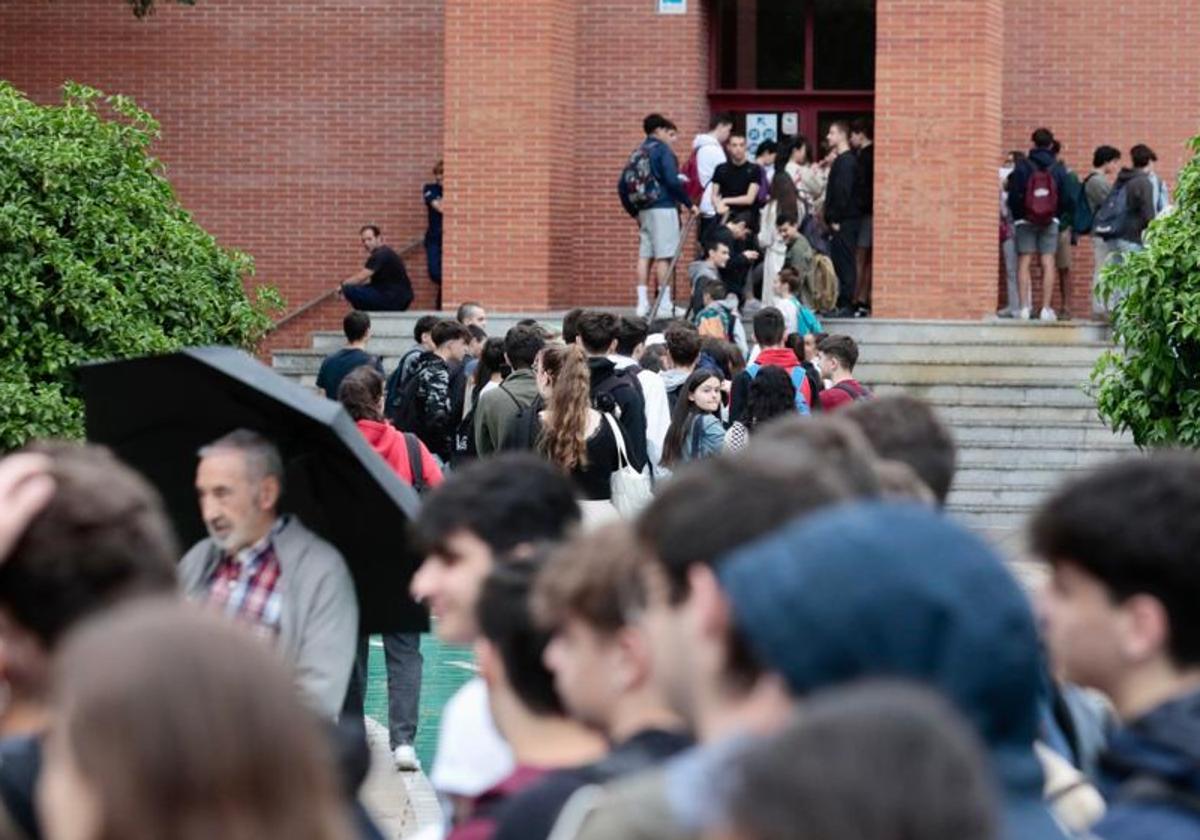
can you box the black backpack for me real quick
[391,371,424,435]
[592,367,642,416]
[385,347,424,425]
[1092,182,1131,241]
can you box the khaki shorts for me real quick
[1056,228,1072,270]
[638,208,681,260]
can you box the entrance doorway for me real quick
[708,0,875,155]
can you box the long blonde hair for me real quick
[538,344,592,471]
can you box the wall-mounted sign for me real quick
[658,0,686,14]
[746,113,779,154]
[781,112,799,135]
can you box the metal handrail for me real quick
[268,236,425,333]
[652,213,698,319]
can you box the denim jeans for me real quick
[341,633,423,749]
[341,282,413,312]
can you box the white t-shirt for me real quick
[430,677,514,797]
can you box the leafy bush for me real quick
[0,81,282,450]
[1092,135,1200,447]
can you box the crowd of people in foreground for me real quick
[2,388,1200,840]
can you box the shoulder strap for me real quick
[497,383,522,411]
[832,381,864,400]
[602,413,631,470]
[403,433,426,492]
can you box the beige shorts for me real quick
[1056,228,1072,271]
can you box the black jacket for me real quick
[588,357,648,472]
[824,149,861,225]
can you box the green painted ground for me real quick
[363,633,474,769]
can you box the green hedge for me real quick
[0,82,281,450]
[1092,134,1200,447]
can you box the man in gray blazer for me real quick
[179,429,358,719]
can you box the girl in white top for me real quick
[758,170,803,309]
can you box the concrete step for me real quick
[828,318,1110,345]
[857,361,1097,386]
[331,311,569,339]
[935,402,1108,424]
[955,463,1090,490]
[871,382,1093,407]
[957,442,1132,469]
[948,484,1053,508]
[340,313,1111,345]
[951,421,1132,447]
[850,342,1108,366]
[947,504,1032,533]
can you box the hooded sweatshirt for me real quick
[1091,690,1200,840]
[588,357,649,472]
[1112,167,1156,244]
[356,419,444,490]
[1008,147,1068,224]
[718,502,1069,840]
[692,133,727,217]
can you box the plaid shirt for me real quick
[204,517,286,639]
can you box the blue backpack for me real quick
[746,363,811,416]
[618,141,663,216]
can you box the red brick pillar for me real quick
[873,0,1004,319]
[442,0,577,311]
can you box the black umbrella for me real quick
[78,346,427,633]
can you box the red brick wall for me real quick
[566,0,709,309]
[7,1,1200,340]
[442,0,708,312]
[872,0,1004,319]
[1002,1,1200,317]
[0,0,443,350]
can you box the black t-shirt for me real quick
[364,245,412,290]
[315,348,382,399]
[711,159,762,203]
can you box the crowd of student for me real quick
[1000,127,1171,321]
[620,112,875,321]
[3,376,1200,840]
[318,300,872,518]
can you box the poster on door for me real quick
[746,113,778,154]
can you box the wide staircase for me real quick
[272,314,1135,554]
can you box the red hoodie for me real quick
[754,347,813,408]
[356,419,444,489]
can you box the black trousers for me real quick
[830,218,862,311]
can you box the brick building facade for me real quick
[3,0,1198,347]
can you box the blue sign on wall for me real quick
[658,0,687,14]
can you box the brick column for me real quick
[873,0,1004,319]
[442,0,577,311]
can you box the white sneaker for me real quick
[393,744,421,772]
[635,286,650,317]
[1040,307,1057,322]
[1018,307,1031,320]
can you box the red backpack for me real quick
[1023,164,1059,227]
[681,150,704,205]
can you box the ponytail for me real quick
[537,345,591,471]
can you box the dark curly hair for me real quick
[747,366,796,431]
